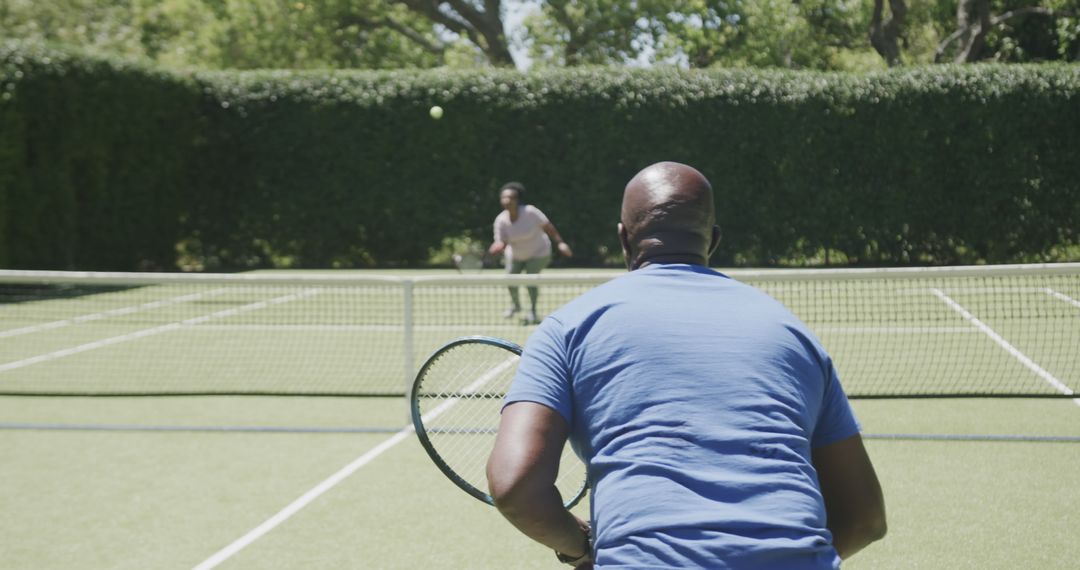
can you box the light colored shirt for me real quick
[493,205,551,261]
[505,263,860,569]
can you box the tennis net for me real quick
[0,264,1077,398]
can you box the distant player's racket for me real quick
[410,336,588,507]
[452,251,485,273]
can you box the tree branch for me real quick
[548,0,617,64]
[444,0,485,25]
[935,6,1077,63]
[342,14,447,55]
[547,1,591,64]
[397,0,515,66]
[397,1,480,44]
[446,0,514,66]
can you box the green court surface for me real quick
[2,398,1079,569]
[2,267,1079,568]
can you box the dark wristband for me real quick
[555,527,592,566]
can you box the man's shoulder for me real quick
[544,273,628,321]
[545,269,673,322]
[548,266,789,326]
[522,204,547,218]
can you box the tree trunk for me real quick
[953,0,992,63]
[397,0,516,67]
[936,5,1075,63]
[869,0,907,67]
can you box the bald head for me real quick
[619,162,720,270]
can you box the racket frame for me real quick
[452,251,486,274]
[409,335,587,508]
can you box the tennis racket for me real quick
[410,336,588,507]
[452,251,486,273]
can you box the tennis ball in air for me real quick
[429,105,444,120]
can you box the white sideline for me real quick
[192,352,518,570]
[931,289,1078,407]
[1044,287,1080,309]
[191,426,416,570]
[0,289,320,374]
[0,288,230,339]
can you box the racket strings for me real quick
[418,344,517,489]
[414,339,588,506]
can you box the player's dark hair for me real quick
[499,181,526,204]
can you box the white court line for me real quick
[190,325,980,334]
[815,326,976,334]
[931,288,1078,407]
[892,286,1057,296]
[1044,287,1080,309]
[191,428,415,570]
[0,289,321,374]
[0,288,231,339]
[192,354,518,570]
[193,324,393,332]
[192,324,537,332]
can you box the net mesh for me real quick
[0,265,1077,398]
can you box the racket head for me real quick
[452,252,484,273]
[410,336,588,508]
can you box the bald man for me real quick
[487,162,886,569]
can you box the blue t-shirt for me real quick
[505,264,860,569]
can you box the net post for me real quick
[402,279,415,422]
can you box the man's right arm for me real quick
[490,217,507,255]
[812,434,887,559]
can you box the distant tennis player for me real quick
[488,181,573,325]
[487,162,886,568]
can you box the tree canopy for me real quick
[1,0,1077,70]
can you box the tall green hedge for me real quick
[2,42,1078,270]
[0,42,201,270]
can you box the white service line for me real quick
[931,288,1078,407]
[815,326,976,334]
[0,289,321,374]
[1044,287,1080,309]
[0,288,231,339]
[192,353,519,570]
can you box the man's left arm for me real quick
[812,434,886,559]
[487,401,591,564]
[542,222,573,257]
